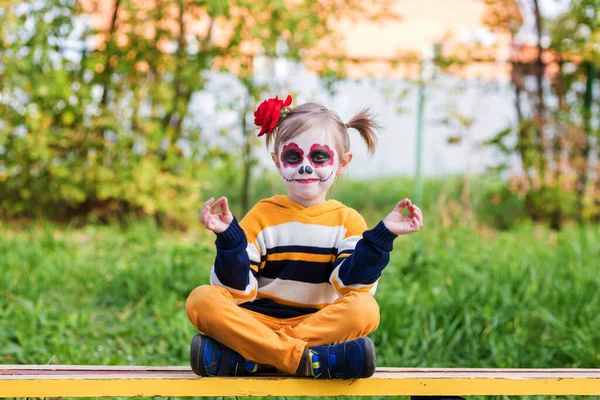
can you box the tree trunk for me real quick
[578,61,595,218]
[100,0,120,108]
[163,0,186,144]
[512,62,527,172]
[554,59,566,177]
[241,98,252,215]
[532,0,547,176]
[96,0,120,198]
[240,59,256,216]
[549,58,566,229]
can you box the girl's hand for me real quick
[200,197,233,233]
[382,198,423,235]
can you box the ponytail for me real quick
[267,103,381,158]
[346,108,381,156]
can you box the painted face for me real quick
[276,128,339,203]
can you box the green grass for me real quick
[210,170,525,230]
[212,171,466,225]
[1,176,599,399]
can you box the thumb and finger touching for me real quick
[202,196,233,233]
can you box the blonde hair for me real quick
[266,103,381,156]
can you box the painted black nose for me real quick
[299,165,313,175]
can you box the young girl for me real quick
[186,95,423,379]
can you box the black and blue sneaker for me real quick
[190,334,258,376]
[309,336,376,379]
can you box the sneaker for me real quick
[190,334,257,376]
[309,336,376,379]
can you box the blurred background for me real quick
[1,0,599,227]
[1,0,598,382]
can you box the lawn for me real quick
[1,176,599,399]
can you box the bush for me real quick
[524,183,579,229]
[476,183,526,230]
[0,129,207,226]
[0,1,210,226]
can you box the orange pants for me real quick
[186,285,380,374]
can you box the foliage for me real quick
[0,0,397,223]
[473,179,526,230]
[480,0,600,228]
[0,0,207,223]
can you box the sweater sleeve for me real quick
[209,216,259,305]
[329,212,397,296]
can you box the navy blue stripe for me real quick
[337,249,354,256]
[250,261,260,266]
[261,260,332,284]
[241,298,318,318]
[267,245,337,255]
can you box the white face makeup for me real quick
[275,128,339,206]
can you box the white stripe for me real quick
[256,222,345,249]
[257,278,339,306]
[257,277,275,288]
[330,263,379,295]
[210,266,258,304]
[337,235,361,253]
[245,242,261,263]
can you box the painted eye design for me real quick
[282,150,303,164]
[310,150,331,164]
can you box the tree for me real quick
[0,0,398,223]
[481,0,600,227]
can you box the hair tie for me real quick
[253,95,293,137]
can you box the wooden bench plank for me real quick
[1,365,599,397]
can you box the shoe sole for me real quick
[359,337,377,378]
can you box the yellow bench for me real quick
[2,365,599,397]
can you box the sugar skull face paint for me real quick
[280,143,304,168]
[275,128,339,205]
[308,144,334,167]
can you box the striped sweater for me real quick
[210,195,397,318]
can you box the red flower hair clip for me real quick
[254,95,292,137]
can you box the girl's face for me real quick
[272,127,352,206]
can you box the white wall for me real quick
[193,63,519,179]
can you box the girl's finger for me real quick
[412,216,420,230]
[213,196,226,214]
[200,206,211,223]
[220,197,231,216]
[203,200,215,216]
[414,208,423,226]
[212,196,229,214]
[203,197,215,209]
[393,199,409,213]
[203,212,214,226]
[210,198,222,214]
